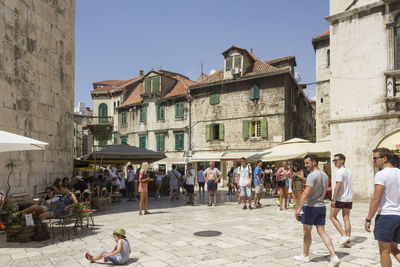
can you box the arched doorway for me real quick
[376,128,400,153]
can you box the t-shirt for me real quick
[155,174,164,183]
[332,167,353,202]
[276,168,291,181]
[204,168,222,181]
[233,168,239,183]
[186,168,195,185]
[238,165,252,187]
[169,169,181,186]
[254,166,262,186]
[73,180,88,192]
[375,167,400,215]
[305,169,329,207]
[127,169,135,183]
[197,170,205,182]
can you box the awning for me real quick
[221,151,259,161]
[0,130,48,152]
[377,130,400,151]
[190,152,225,162]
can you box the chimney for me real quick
[139,70,144,77]
[250,48,253,54]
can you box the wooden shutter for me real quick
[152,76,160,93]
[242,120,249,139]
[176,102,184,118]
[225,56,232,71]
[211,91,219,105]
[113,133,118,144]
[250,85,259,100]
[205,124,211,141]
[156,135,160,151]
[161,134,165,151]
[144,79,151,94]
[261,118,268,138]
[219,123,224,140]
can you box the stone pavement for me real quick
[0,190,396,267]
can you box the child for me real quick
[85,229,131,265]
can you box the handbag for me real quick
[277,179,286,187]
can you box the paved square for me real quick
[0,190,395,266]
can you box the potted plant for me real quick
[72,202,90,235]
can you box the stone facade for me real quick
[0,0,75,199]
[317,0,400,199]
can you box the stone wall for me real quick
[0,0,75,199]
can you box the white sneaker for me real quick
[328,255,341,267]
[294,254,310,263]
[338,235,350,245]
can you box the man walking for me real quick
[365,148,400,267]
[238,157,253,210]
[197,167,205,197]
[234,162,241,204]
[295,154,340,266]
[254,160,264,208]
[330,153,353,247]
[185,163,195,204]
[127,165,135,201]
[168,164,182,201]
[203,162,222,206]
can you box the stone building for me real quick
[189,46,315,174]
[0,1,75,199]
[314,0,400,199]
[116,70,195,171]
[73,103,92,158]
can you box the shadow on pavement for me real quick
[311,252,349,263]
[351,236,367,244]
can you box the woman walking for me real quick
[138,162,154,215]
[291,163,304,207]
[276,161,291,211]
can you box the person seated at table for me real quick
[89,178,103,198]
[104,170,120,193]
[51,178,63,194]
[72,175,88,193]
[62,177,72,190]
[16,187,59,217]
[17,184,78,221]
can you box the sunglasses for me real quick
[373,156,383,161]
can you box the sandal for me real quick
[139,212,142,216]
[144,211,151,215]
[85,253,94,262]
[208,203,212,206]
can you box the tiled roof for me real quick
[164,75,196,98]
[265,56,296,67]
[91,80,126,92]
[93,80,123,86]
[312,30,330,40]
[119,83,144,107]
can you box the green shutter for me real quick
[261,119,268,138]
[144,79,151,94]
[205,124,211,141]
[121,111,127,125]
[176,102,184,118]
[157,105,164,121]
[113,133,118,144]
[121,137,127,144]
[160,134,165,151]
[242,120,249,139]
[156,135,160,151]
[211,91,219,105]
[250,85,259,100]
[219,123,224,140]
[152,76,160,93]
[139,136,146,148]
[140,107,146,122]
[175,132,184,150]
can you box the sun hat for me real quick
[113,228,126,237]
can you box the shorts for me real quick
[127,182,135,192]
[101,251,122,265]
[335,201,353,209]
[138,183,148,193]
[240,186,252,197]
[285,179,290,187]
[198,182,205,188]
[255,185,263,194]
[156,180,162,186]
[301,206,326,226]
[186,184,194,194]
[170,184,179,191]
[207,180,217,191]
[374,215,400,243]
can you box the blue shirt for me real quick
[253,167,262,186]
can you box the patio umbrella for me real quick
[248,138,330,162]
[0,130,48,152]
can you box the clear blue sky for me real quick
[75,0,329,107]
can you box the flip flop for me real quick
[85,253,94,262]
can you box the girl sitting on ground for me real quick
[85,229,131,265]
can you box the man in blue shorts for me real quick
[295,154,340,267]
[365,147,400,267]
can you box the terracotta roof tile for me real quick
[312,30,330,40]
[119,83,143,107]
[265,56,296,66]
[92,80,126,92]
[93,80,123,85]
[164,75,196,98]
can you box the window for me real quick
[139,136,146,149]
[121,111,127,126]
[156,134,165,151]
[156,104,165,121]
[113,133,118,144]
[251,121,261,138]
[205,124,224,141]
[396,16,400,69]
[210,91,219,105]
[98,103,108,123]
[225,55,241,71]
[139,106,146,122]
[243,119,268,139]
[121,136,127,144]
[174,132,184,150]
[175,102,184,118]
[327,49,330,67]
[250,84,260,100]
[144,76,161,93]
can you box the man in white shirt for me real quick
[185,163,195,205]
[203,161,222,206]
[238,157,253,210]
[330,153,353,247]
[365,147,400,267]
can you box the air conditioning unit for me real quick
[231,68,240,75]
[292,104,297,112]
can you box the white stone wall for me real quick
[330,0,378,16]
[0,0,75,199]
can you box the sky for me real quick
[75,0,329,107]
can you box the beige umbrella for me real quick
[0,130,48,152]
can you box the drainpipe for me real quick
[188,94,192,153]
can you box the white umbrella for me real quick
[0,130,48,152]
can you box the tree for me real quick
[5,159,18,199]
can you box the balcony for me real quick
[86,116,114,136]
